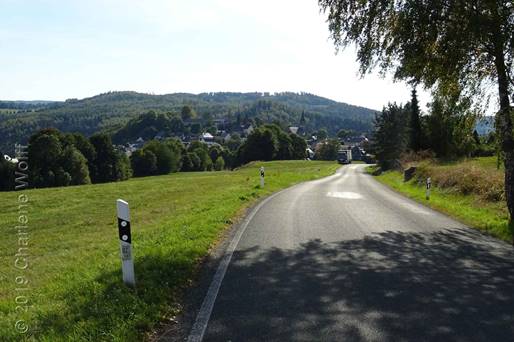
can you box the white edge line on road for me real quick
[186,188,287,342]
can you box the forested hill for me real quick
[0,91,377,152]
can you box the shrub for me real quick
[130,149,157,177]
[214,156,225,171]
[143,140,180,174]
[181,152,202,172]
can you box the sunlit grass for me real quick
[439,156,504,170]
[0,160,338,341]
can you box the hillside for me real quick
[0,91,377,153]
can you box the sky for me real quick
[0,0,430,111]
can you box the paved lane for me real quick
[198,165,514,341]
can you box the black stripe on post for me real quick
[118,218,132,244]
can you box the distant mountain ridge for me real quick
[0,100,58,106]
[0,91,378,153]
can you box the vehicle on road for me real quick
[337,149,352,164]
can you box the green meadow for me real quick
[0,160,338,341]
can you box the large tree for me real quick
[143,140,180,174]
[130,149,157,177]
[408,88,423,151]
[61,146,91,185]
[427,89,477,158]
[238,127,278,163]
[89,133,125,183]
[290,133,308,159]
[264,124,293,160]
[319,0,514,238]
[28,129,92,188]
[181,105,196,122]
[374,103,409,170]
[316,139,341,161]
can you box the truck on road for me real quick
[337,149,352,164]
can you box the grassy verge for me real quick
[437,156,504,171]
[366,165,510,242]
[0,160,339,341]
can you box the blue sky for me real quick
[0,0,429,110]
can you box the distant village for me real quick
[116,117,371,162]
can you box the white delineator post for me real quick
[117,199,136,287]
[426,177,431,200]
[260,166,265,188]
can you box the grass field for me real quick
[0,160,339,341]
[367,157,510,242]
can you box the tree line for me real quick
[0,123,308,191]
[373,89,497,170]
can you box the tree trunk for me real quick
[505,149,514,244]
[494,49,514,244]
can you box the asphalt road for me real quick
[194,165,514,342]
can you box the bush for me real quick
[181,152,202,172]
[192,148,212,171]
[114,152,132,181]
[214,156,225,171]
[166,138,185,171]
[221,149,237,169]
[290,133,307,159]
[238,127,278,163]
[28,129,99,188]
[89,134,122,183]
[143,140,180,174]
[130,149,157,177]
[61,146,91,185]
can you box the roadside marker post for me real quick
[260,167,265,188]
[426,177,431,200]
[116,199,136,287]
[4,154,17,164]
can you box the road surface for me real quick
[191,165,514,342]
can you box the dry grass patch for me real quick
[413,158,504,202]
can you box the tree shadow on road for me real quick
[207,228,514,342]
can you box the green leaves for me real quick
[319,0,513,99]
[373,102,408,170]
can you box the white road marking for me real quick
[186,189,287,342]
[327,191,363,199]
